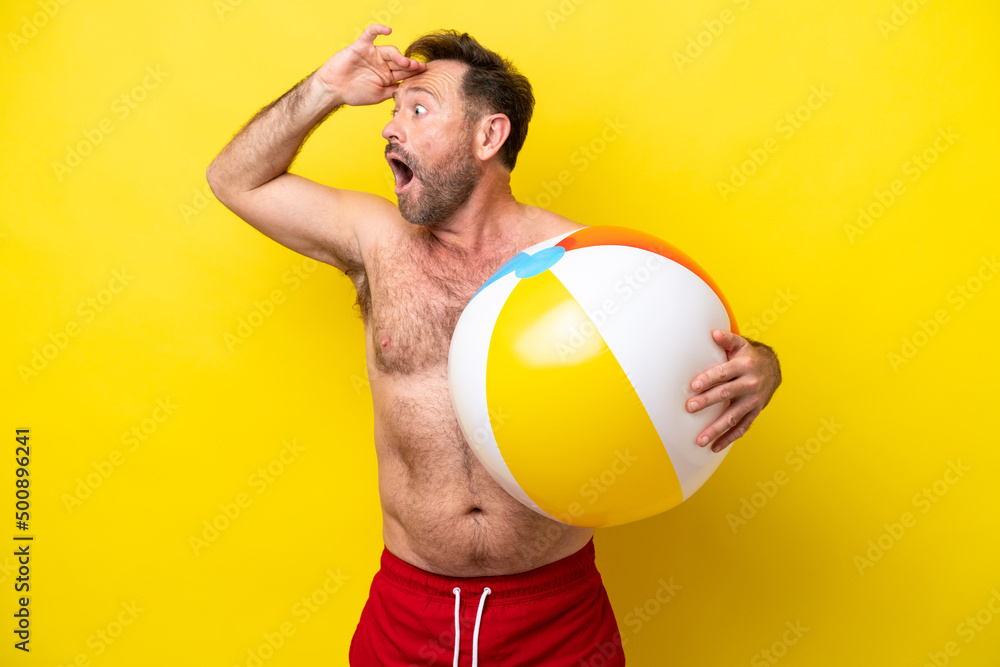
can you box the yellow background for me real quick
[2,0,998,665]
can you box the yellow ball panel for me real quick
[485,268,684,527]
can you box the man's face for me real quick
[382,60,481,226]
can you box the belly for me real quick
[371,369,593,576]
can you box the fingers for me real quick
[704,407,758,453]
[689,331,744,391]
[690,356,747,392]
[373,83,399,102]
[374,66,424,90]
[686,373,756,413]
[696,400,758,450]
[377,45,425,71]
[359,23,391,44]
[360,27,425,74]
[390,68,428,84]
[368,43,424,88]
[712,328,746,354]
[686,332,767,452]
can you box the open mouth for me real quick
[387,155,415,193]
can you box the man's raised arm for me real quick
[205,24,425,273]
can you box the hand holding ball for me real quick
[447,225,738,528]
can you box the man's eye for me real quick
[391,109,398,117]
[414,104,427,116]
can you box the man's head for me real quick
[403,30,534,172]
[381,31,534,226]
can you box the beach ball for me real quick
[447,225,739,528]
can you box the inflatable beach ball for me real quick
[447,225,739,528]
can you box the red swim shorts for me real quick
[349,538,626,666]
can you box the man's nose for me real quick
[382,116,402,143]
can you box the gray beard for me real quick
[396,143,480,226]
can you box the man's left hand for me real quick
[686,329,782,453]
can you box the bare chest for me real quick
[360,236,504,376]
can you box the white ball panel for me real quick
[449,263,559,521]
[550,245,732,499]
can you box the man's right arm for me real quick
[205,24,425,274]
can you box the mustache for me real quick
[385,142,417,170]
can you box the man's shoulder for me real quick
[519,202,588,237]
[353,195,408,261]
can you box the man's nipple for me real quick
[379,331,391,350]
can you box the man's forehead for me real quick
[394,59,468,100]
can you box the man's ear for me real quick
[474,114,511,163]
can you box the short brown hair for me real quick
[405,30,534,171]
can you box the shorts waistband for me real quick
[378,538,599,605]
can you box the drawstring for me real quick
[452,586,492,667]
[452,588,461,667]
[472,587,491,667]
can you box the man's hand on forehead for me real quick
[316,23,426,107]
[365,24,426,84]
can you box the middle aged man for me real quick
[207,24,781,667]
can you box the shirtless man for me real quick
[207,24,781,666]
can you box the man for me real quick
[207,24,781,666]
